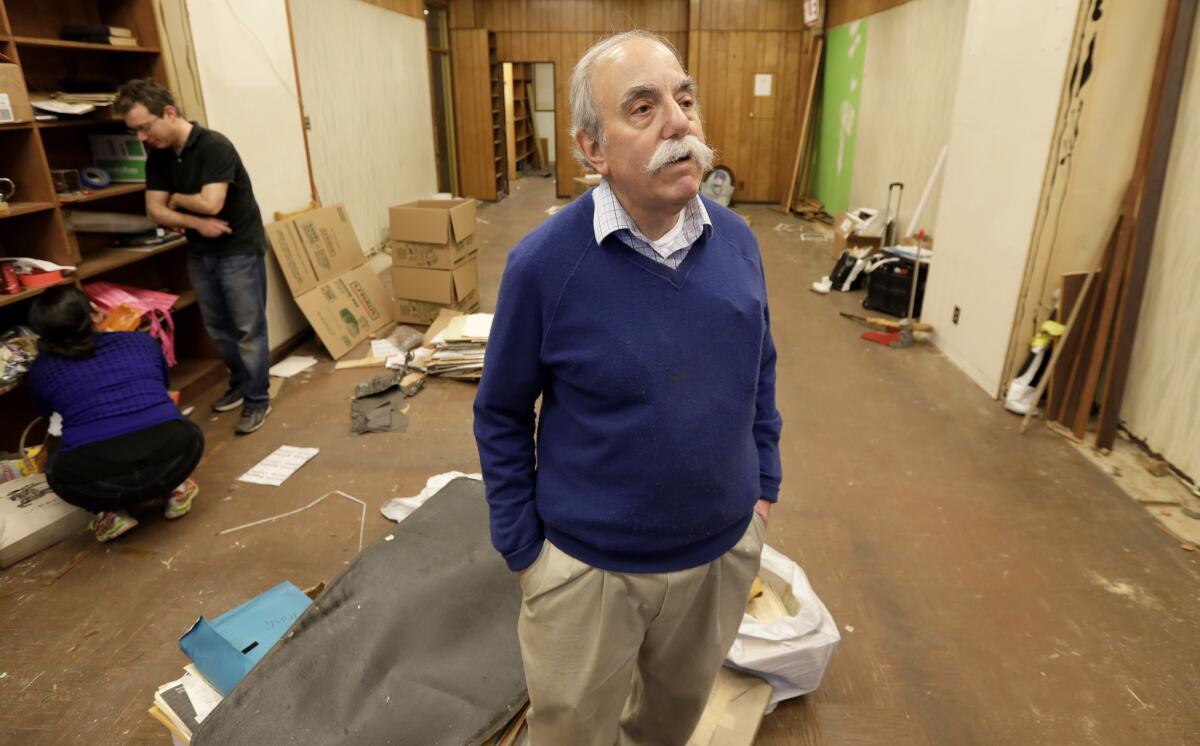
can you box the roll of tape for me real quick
[79,167,111,190]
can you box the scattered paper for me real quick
[238,446,320,487]
[31,99,95,115]
[0,256,76,273]
[268,355,317,379]
[181,666,223,723]
[385,354,407,370]
[380,471,482,522]
[370,339,402,359]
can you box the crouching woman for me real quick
[25,286,204,541]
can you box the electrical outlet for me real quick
[953,306,961,325]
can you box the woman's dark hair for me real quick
[28,285,98,360]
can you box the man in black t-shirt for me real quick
[116,79,270,435]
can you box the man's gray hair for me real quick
[569,30,688,168]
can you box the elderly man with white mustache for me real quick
[474,29,783,746]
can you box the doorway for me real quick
[425,3,458,195]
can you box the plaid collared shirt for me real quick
[591,179,712,270]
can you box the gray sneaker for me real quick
[235,405,271,435]
[211,389,244,413]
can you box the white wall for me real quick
[1121,17,1200,480]
[849,0,967,235]
[184,0,312,349]
[924,0,1080,395]
[289,0,438,251]
[533,62,556,162]
[1004,0,1167,385]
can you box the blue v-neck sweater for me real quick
[473,192,783,573]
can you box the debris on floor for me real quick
[726,544,840,706]
[350,371,408,434]
[179,580,314,695]
[380,470,481,523]
[219,490,367,552]
[408,311,492,380]
[0,473,91,569]
[237,445,320,487]
[370,325,425,360]
[268,355,318,379]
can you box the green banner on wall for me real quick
[812,20,868,215]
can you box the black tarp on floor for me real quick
[194,477,527,745]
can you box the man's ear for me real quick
[163,104,179,121]
[575,130,609,176]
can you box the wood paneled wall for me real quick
[689,1,821,202]
[451,29,500,200]
[449,0,815,202]
[451,0,690,197]
[361,0,424,19]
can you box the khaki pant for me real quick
[517,516,765,746]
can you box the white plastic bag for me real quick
[725,544,840,705]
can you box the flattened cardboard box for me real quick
[267,205,365,297]
[294,263,392,359]
[686,667,773,746]
[391,258,478,306]
[394,292,480,325]
[389,199,476,245]
[0,64,34,124]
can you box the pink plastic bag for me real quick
[82,282,180,366]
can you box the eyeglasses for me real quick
[128,116,159,135]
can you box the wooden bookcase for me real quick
[0,0,223,451]
[508,62,536,176]
[449,28,507,201]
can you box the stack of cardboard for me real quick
[410,308,491,380]
[388,200,480,324]
[148,664,223,745]
[266,205,393,359]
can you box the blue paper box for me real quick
[179,581,312,695]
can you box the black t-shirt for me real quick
[146,123,267,256]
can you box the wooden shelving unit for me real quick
[11,35,160,53]
[57,182,145,204]
[506,62,538,177]
[449,29,506,201]
[0,0,222,450]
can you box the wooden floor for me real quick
[1,177,1198,745]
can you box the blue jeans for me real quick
[188,252,270,407]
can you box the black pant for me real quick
[46,419,205,514]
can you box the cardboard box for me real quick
[391,258,478,307]
[388,237,476,271]
[1,474,91,569]
[393,292,480,325]
[294,262,392,359]
[832,210,884,259]
[266,204,364,297]
[89,134,148,182]
[265,204,394,358]
[0,64,33,124]
[389,198,476,245]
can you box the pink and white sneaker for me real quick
[165,479,199,519]
[91,511,138,542]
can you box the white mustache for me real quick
[644,135,715,174]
